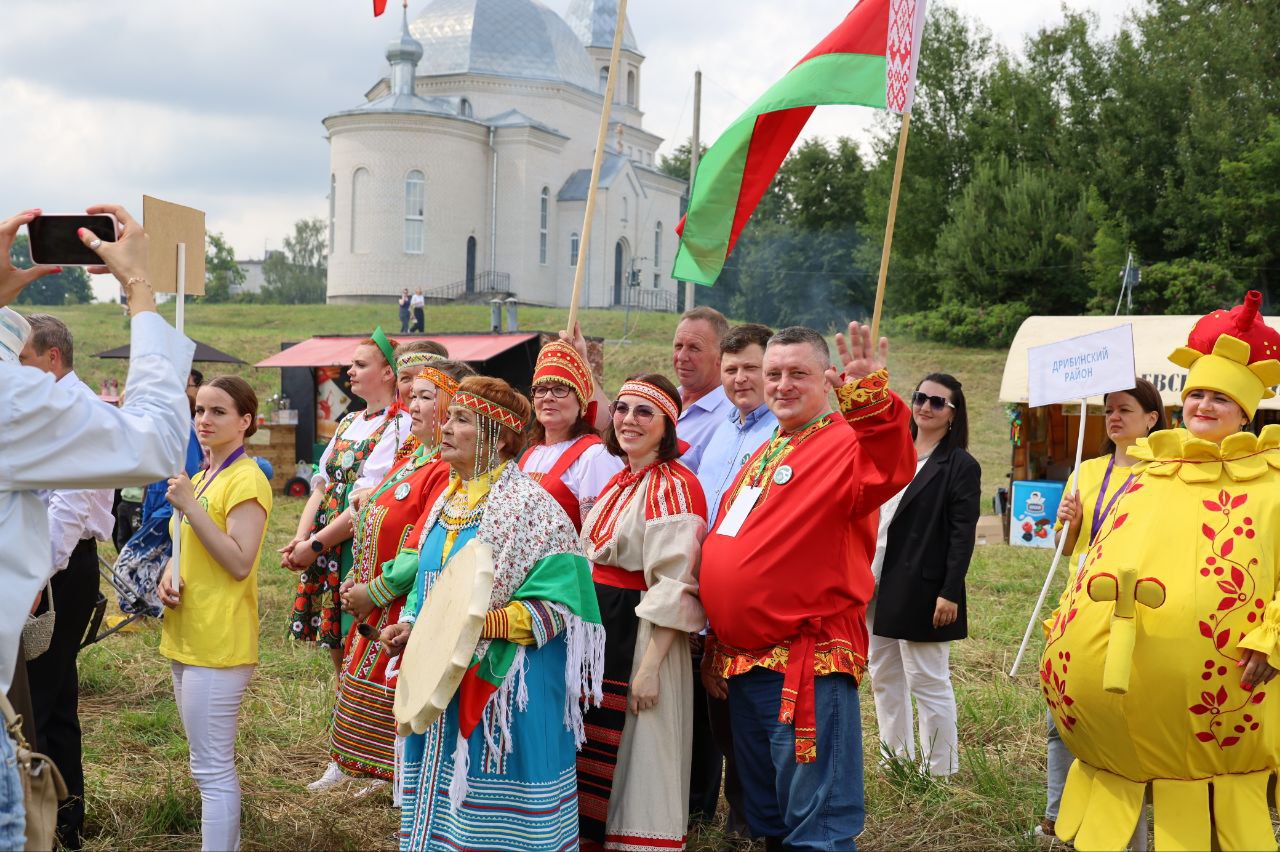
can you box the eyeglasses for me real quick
[911,391,955,411]
[531,384,572,400]
[609,400,657,424]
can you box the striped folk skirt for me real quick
[331,598,405,779]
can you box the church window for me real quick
[570,232,580,267]
[621,196,628,224]
[351,167,370,254]
[328,174,336,255]
[599,66,609,94]
[460,98,473,118]
[627,70,637,106]
[404,170,425,255]
[654,221,662,270]
[539,187,549,265]
[654,272,660,288]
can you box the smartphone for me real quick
[27,214,117,266]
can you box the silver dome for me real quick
[564,0,638,54]
[410,0,599,92]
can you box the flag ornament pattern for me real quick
[672,0,927,287]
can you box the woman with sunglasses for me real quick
[519,337,621,530]
[577,374,707,851]
[1035,378,1164,839]
[867,373,980,778]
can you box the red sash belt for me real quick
[592,562,649,591]
[779,617,823,764]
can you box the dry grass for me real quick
[56,302,1051,849]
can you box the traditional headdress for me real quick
[413,363,461,447]
[370,326,397,368]
[616,379,680,423]
[454,387,528,478]
[0,308,31,365]
[533,340,594,415]
[397,351,442,373]
[1169,290,1280,419]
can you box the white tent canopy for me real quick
[999,315,1280,411]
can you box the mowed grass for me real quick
[42,301,1055,850]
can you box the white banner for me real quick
[1027,324,1136,407]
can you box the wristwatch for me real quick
[309,537,324,553]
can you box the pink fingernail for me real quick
[76,228,86,237]
[53,267,62,274]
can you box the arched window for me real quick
[599,66,609,93]
[459,98,473,118]
[404,170,425,254]
[539,187,550,265]
[351,167,370,253]
[328,174,336,255]
[621,196,628,224]
[626,70,637,106]
[654,221,662,272]
[570,232,580,267]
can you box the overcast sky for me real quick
[0,0,1134,301]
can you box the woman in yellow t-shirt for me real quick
[157,376,272,852]
[1036,378,1165,840]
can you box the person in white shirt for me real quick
[409,288,425,332]
[19,314,119,847]
[672,306,734,475]
[0,205,195,847]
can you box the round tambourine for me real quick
[393,539,497,736]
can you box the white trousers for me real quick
[867,635,959,776]
[171,662,254,852]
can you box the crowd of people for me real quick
[20,200,1280,852]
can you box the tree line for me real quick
[662,0,1280,346]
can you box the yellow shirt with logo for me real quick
[160,456,273,668]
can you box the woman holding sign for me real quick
[1043,293,1280,850]
[158,376,272,852]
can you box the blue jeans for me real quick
[1045,711,1072,820]
[728,669,863,851]
[0,731,24,850]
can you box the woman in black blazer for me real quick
[867,372,981,778]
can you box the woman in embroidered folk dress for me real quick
[1035,379,1165,841]
[520,336,622,530]
[577,373,708,851]
[380,376,604,851]
[157,377,273,851]
[1044,292,1280,851]
[280,328,412,790]
[329,358,474,790]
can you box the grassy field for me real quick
[27,302,1056,850]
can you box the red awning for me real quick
[254,334,538,368]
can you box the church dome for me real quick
[410,0,598,92]
[564,0,638,54]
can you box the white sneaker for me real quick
[307,761,350,791]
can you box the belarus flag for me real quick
[672,0,927,287]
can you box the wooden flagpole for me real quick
[869,111,911,341]
[567,0,629,332]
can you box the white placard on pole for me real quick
[172,242,186,590]
[1027,324,1136,408]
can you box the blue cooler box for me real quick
[1010,479,1065,548]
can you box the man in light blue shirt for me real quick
[697,323,778,525]
[673,306,735,473]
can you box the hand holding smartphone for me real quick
[27,214,118,266]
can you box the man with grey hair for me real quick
[672,305,734,474]
[700,322,916,850]
[19,314,118,848]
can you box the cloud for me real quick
[1,0,1131,297]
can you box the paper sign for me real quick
[715,486,761,538]
[144,195,206,295]
[1027,324,1136,407]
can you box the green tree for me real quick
[1210,117,1280,299]
[658,139,707,184]
[202,231,245,303]
[8,235,93,305]
[260,218,327,304]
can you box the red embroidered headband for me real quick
[617,380,679,422]
[454,390,527,432]
[416,366,460,398]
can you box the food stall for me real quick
[997,314,1280,541]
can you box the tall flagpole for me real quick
[567,0,630,332]
[684,69,701,311]
[869,111,911,341]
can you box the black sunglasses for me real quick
[911,391,955,411]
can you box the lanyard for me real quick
[750,411,829,486]
[1089,456,1133,545]
[194,446,246,502]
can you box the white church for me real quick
[323,0,688,310]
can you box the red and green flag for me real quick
[673,0,927,286]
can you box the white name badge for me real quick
[716,486,762,538]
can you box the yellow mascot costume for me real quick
[1043,291,1280,850]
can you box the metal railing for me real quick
[625,287,678,313]
[423,271,511,302]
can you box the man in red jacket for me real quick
[701,322,915,851]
